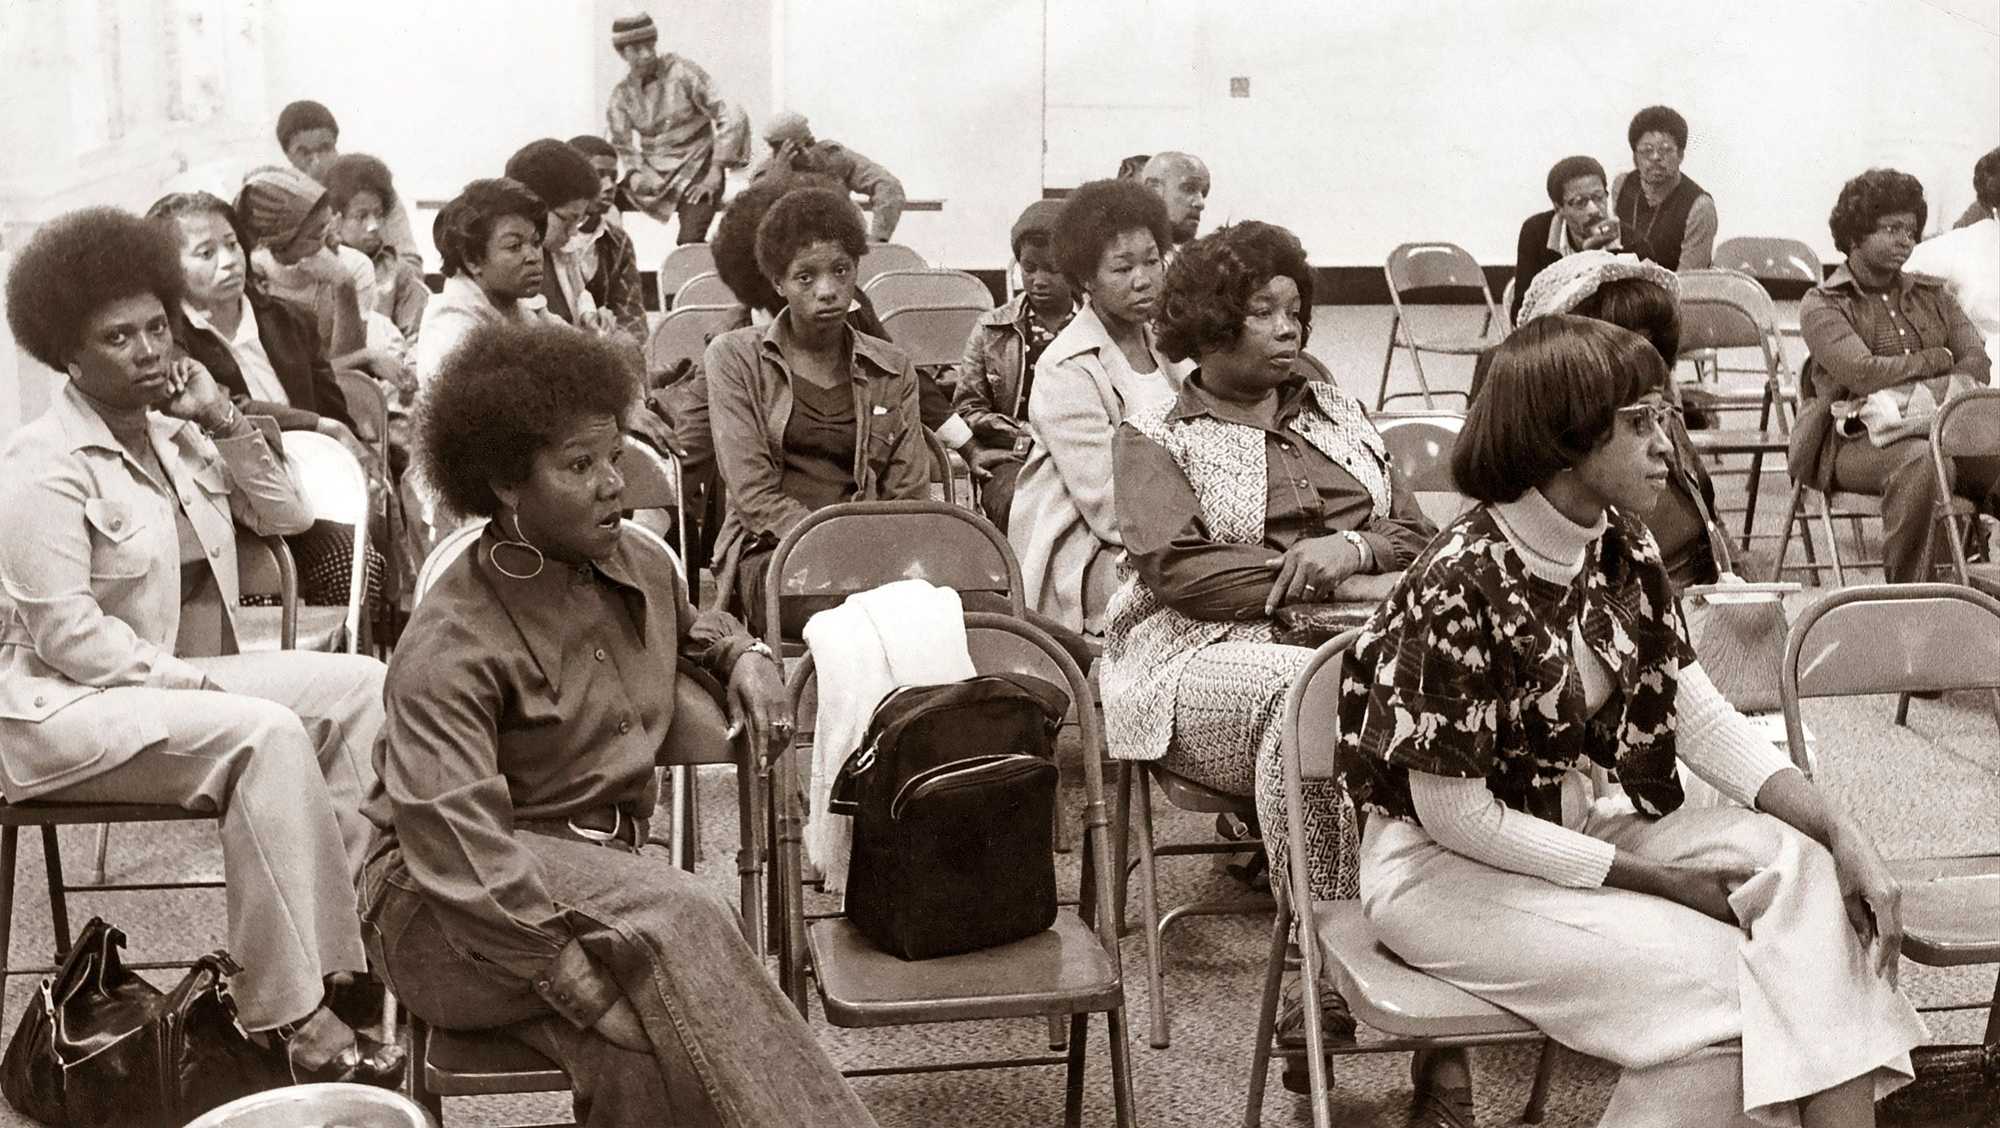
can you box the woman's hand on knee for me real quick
[1829,824,1903,982]
[1609,853,1755,927]
[593,999,650,1053]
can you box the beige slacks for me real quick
[38,651,384,1030]
[1361,803,1927,1128]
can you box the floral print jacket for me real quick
[1336,505,1694,826]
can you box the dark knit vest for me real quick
[1616,173,1706,271]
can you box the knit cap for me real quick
[764,112,813,148]
[1516,250,1680,323]
[236,165,330,248]
[1010,199,1064,257]
[611,13,657,47]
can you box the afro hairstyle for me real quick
[1051,178,1172,291]
[752,186,868,284]
[1828,168,1927,254]
[434,178,547,278]
[322,153,398,213]
[6,207,184,373]
[1156,220,1314,362]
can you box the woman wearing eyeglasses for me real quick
[1299,316,1925,1128]
[1790,167,1996,584]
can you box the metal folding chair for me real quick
[1376,242,1503,410]
[1371,411,1472,528]
[1676,271,1804,549]
[644,303,744,383]
[1249,632,1555,1128]
[674,270,735,308]
[1780,583,2000,1040]
[1930,388,2000,600]
[856,242,928,285]
[775,612,1136,1127]
[656,243,716,310]
[863,268,993,316]
[1712,236,1823,340]
[879,303,987,369]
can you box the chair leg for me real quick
[669,765,691,871]
[1376,315,1402,411]
[1406,344,1437,410]
[1894,692,1911,728]
[1813,490,1847,587]
[1243,892,1290,1127]
[1111,760,1131,932]
[1984,967,1998,1044]
[1106,1005,1139,1128]
[409,1017,443,1122]
[1,826,17,1014]
[41,825,70,958]
[688,768,704,866]
[1063,1011,1089,1128]
[734,762,762,955]
[1522,1038,1559,1124]
[90,823,110,886]
[1133,770,1171,1049]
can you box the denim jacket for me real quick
[950,294,1036,440]
[0,384,310,798]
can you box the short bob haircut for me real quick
[1545,156,1608,206]
[1572,277,1679,366]
[6,207,184,373]
[714,171,845,313]
[1452,315,1667,504]
[1156,220,1315,363]
[434,178,548,278]
[753,186,868,283]
[1052,178,1172,291]
[1828,168,1927,255]
[322,153,398,213]
[1973,146,2000,211]
[419,321,639,518]
[1626,105,1689,152]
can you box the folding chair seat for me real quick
[1780,584,2000,1039]
[775,612,1135,1127]
[1248,632,1556,1128]
[6,530,296,1007]
[1375,242,1503,410]
[408,1019,572,1124]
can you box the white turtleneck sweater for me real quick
[1405,489,1795,888]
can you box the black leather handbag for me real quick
[1876,1041,1998,1124]
[1,917,286,1127]
[830,673,1068,960]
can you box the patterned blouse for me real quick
[1336,504,1694,825]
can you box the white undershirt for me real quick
[184,296,288,407]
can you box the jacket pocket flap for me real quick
[81,499,141,544]
[190,461,230,495]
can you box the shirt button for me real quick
[109,517,123,531]
[535,979,551,991]
[1278,441,1292,452]
[1296,478,1310,488]
[32,695,45,708]
[209,546,221,557]
[618,720,632,734]
[594,647,608,662]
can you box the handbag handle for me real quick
[52,918,127,1008]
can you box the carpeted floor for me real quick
[2,309,1996,1126]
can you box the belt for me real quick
[518,807,648,852]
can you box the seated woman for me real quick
[1301,316,1924,1128]
[1011,178,1186,637]
[1104,221,1431,1087]
[362,320,875,1128]
[414,177,567,386]
[952,199,1077,531]
[149,190,388,611]
[0,208,400,1087]
[1515,250,1726,589]
[703,186,930,636]
[1792,167,1996,584]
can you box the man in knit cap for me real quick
[753,111,907,242]
[604,12,748,243]
[275,100,422,270]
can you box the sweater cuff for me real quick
[1409,771,1616,888]
[533,938,620,1030]
[1674,663,1796,808]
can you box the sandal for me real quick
[1408,1049,1476,1128]
[262,1006,407,1090]
[1276,978,1357,1094]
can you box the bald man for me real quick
[1141,151,1210,246]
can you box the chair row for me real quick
[656,242,944,311]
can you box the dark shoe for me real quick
[262,1009,408,1091]
[1223,849,1271,894]
[1408,1049,1476,1128]
[1276,978,1357,1094]
[325,971,387,1030]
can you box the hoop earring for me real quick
[489,512,545,580]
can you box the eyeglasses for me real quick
[1634,144,1680,161]
[1617,401,1676,430]
[1871,219,1920,240]
[1563,190,1609,210]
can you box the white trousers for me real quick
[1360,805,1927,1127]
[38,651,384,1030]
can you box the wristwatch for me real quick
[743,640,779,665]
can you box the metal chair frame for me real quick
[1712,236,1824,340]
[774,612,1137,1127]
[1251,632,1554,1128]
[656,243,716,310]
[673,270,735,309]
[1930,388,2000,602]
[864,268,993,317]
[644,303,743,382]
[855,242,928,285]
[1779,583,2000,1038]
[1375,242,1502,411]
[1675,272,1804,549]
[3,531,297,1011]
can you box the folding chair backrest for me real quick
[332,369,390,462]
[1933,387,2000,460]
[864,269,993,316]
[674,271,735,308]
[235,527,298,649]
[1385,242,1495,309]
[857,242,928,284]
[646,303,743,377]
[1678,268,1781,330]
[879,304,986,368]
[763,500,1024,650]
[1284,632,1359,784]
[1780,583,2000,769]
[658,243,716,308]
[620,436,681,510]
[413,519,685,606]
[1372,412,1470,525]
[1713,236,1823,289]
[284,430,371,525]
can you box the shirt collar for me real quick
[1546,211,1576,256]
[757,306,902,379]
[1167,369,1313,427]
[180,295,258,347]
[473,522,652,693]
[1821,262,1927,297]
[1042,299,1147,370]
